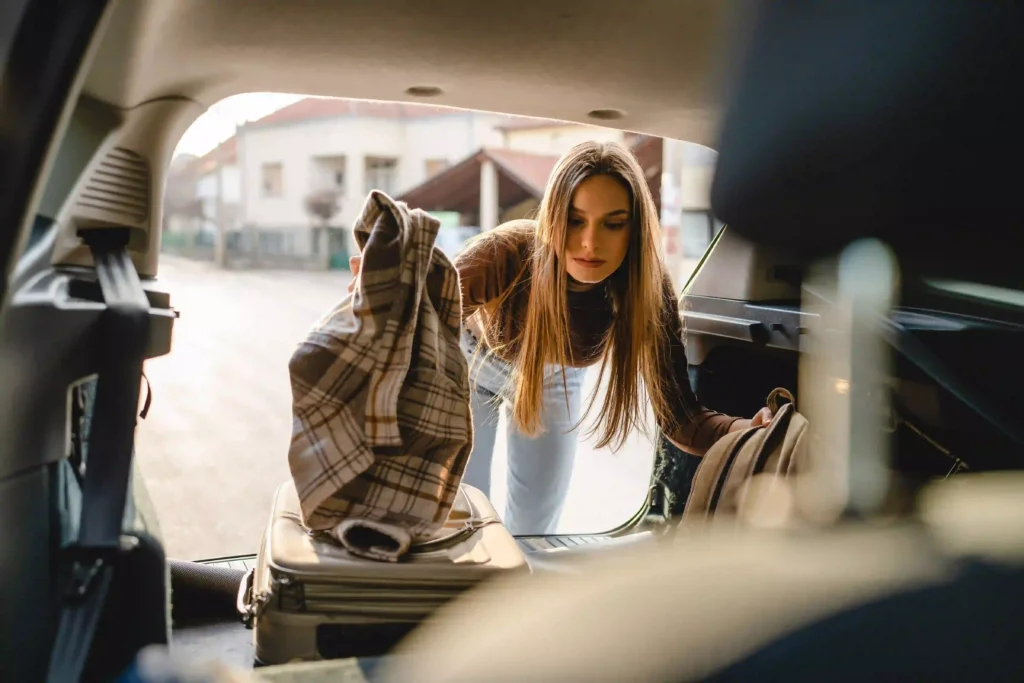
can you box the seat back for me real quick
[711,1,1024,290]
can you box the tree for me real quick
[304,188,342,224]
[162,156,206,232]
[304,188,343,268]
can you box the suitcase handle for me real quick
[237,568,255,628]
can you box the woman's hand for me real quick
[347,255,361,293]
[750,406,774,427]
[727,406,775,434]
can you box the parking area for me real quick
[136,256,661,559]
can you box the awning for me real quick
[398,148,559,215]
[398,139,662,215]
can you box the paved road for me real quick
[136,256,662,559]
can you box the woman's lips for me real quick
[573,257,606,269]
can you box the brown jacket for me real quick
[454,219,740,454]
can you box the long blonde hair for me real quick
[489,140,690,450]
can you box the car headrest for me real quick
[711,1,1024,289]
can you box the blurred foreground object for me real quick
[379,473,1024,682]
[711,0,1024,290]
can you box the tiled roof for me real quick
[396,147,560,214]
[397,140,663,215]
[197,136,237,173]
[483,148,560,196]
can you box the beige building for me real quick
[236,98,520,257]
[168,97,720,271]
[498,119,626,155]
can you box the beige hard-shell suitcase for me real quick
[239,480,529,665]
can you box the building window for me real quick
[261,163,284,197]
[312,156,346,195]
[258,230,285,254]
[424,158,450,178]
[364,157,399,195]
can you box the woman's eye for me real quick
[568,217,585,227]
[605,222,627,231]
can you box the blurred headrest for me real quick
[711,1,1024,289]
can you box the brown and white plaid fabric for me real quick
[288,190,472,545]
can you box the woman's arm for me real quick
[663,413,774,452]
[663,408,743,457]
[658,283,771,456]
[453,221,534,321]
[453,237,503,321]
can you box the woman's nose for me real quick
[579,222,597,250]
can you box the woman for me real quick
[352,141,771,534]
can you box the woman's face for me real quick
[563,174,632,286]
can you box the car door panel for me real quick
[0,1,120,680]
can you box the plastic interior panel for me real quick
[0,252,176,680]
[681,296,810,364]
[0,266,175,480]
[0,465,57,680]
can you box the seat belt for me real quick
[47,229,151,683]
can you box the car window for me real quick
[137,94,722,559]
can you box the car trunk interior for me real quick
[1,0,1022,679]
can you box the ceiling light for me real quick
[405,86,444,98]
[587,109,626,121]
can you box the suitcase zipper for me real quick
[304,517,500,556]
[408,518,500,554]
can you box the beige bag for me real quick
[683,388,809,522]
[239,480,529,665]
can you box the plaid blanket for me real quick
[287,191,472,548]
